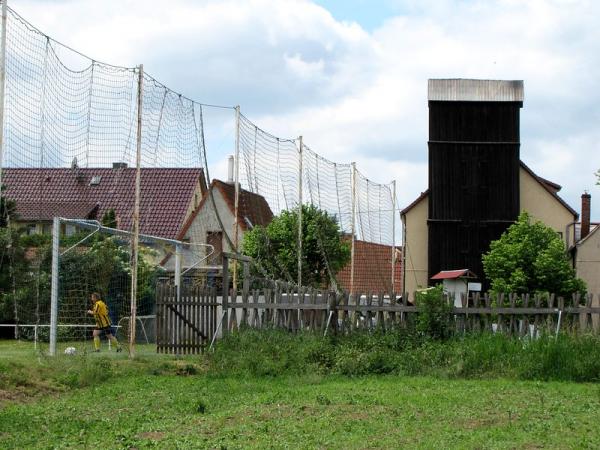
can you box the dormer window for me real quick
[90,175,101,186]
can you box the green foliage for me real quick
[415,285,453,340]
[242,204,350,287]
[0,184,18,227]
[101,208,117,228]
[0,228,40,324]
[482,211,586,296]
[209,328,600,382]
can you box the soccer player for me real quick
[87,292,122,352]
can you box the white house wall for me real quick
[183,187,243,256]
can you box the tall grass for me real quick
[210,328,600,382]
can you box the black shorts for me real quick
[95,327,113,337]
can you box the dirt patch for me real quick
[137,431,165,441]
[0,388,29,408]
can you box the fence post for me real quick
[297,136,303,288]
[49,217,60,356]
[232,105,240,291]
[350,162,356,295]
[222,254,229,336]
[129,63,144,359]
[0,0,7,191]
[391,179,397,293]
[175,243,182,302]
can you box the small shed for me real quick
[431,269,477,307]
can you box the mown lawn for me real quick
[2,340,600,449]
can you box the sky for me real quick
[10,0,600,220]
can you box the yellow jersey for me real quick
[92,300,111,328]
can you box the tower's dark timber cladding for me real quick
[427,79,524,285]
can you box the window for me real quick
[26,224,37,235]
[89,175,102,186]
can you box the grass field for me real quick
[2,340,600,449]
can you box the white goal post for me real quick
[49,217,214,356]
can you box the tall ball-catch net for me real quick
[0,5,220,353]
[0,2,401,352]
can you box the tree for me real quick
[482,211,586,296]
[242,204,350,288]
[101,208,117,228]
[0,184,17,227]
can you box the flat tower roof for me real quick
[428,79,524,102]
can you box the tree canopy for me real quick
[242,204,350,288]
[482,211,586,296]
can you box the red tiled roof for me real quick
[2,167,206,239]
[214,180,274,230]
[431,269,476,280]
[337,240,402,294]
[177,179,274,241]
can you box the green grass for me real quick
[2,336,600,448]
[211,328,600,382]
[2,371,600,448]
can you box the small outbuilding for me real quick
[431,269,477,307]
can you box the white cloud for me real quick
[8,0,600,221]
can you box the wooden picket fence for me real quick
[156,283,219,354]
[219,252,600,337]
[223,286,600,336]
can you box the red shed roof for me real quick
[2,167,206,239]
[431,269,476,280]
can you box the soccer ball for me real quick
[64,346,77,355]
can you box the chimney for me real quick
[227,155,234,183]
[581,192,591,240]
[113,162,128,169]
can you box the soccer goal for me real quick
[44,217,213,356]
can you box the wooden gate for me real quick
[156,282,219,354]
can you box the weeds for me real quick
[210,328,600,382]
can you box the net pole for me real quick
[350,162,356,296]
[391,179,397,293]
[297,136,303,288]
[49,217,60,356]
[0,0,7,190]
[232,105,240,292]
[175,243,182,301]
[129,64,144,359]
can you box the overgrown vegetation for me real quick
[483,211,586,297]
[242,204,350,287]
[210,328,600,382]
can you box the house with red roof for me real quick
[173,179,273,269]
[336,239,402,294]
[2,164,207,239]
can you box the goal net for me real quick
[35,218,212,355]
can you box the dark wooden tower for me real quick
[427,79,524,284]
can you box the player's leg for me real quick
[92,328,101,352]
[106,332,122,352]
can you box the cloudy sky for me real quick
[12,0,600,219]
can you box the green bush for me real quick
[415,285,453,340]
